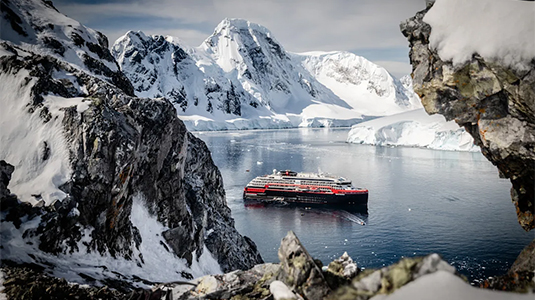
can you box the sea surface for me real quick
[195,127,533,284]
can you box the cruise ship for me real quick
[243,170,368,206]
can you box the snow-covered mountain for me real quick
[112,18,421,131]
[0,0,261,288]
[295,51,421,116]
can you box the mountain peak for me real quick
[204,18,280,52]
[213,18,273,38]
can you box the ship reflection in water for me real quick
[243,199,368,226]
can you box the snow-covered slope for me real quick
[112,18,421,131]
[294,51,421,116]
[0,0,133,95]
[347,109,480,152]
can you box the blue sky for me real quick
[54,0,426,78]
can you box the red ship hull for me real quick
[243,186,368,206]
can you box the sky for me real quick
[54,0,427,78]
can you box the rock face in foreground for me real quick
[401,3,535,231]
[3,230,531,299]
[276,231,331,300]
[481,239,535,293]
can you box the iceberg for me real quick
[347,109,480,152]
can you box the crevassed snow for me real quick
[424,0,535,70]
[0,193,221,288]
[347,109,479,152]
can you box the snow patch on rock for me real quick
[0,71,75,205]
[424,0,535,70]
[371,270,534,300]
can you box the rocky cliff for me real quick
[401,2,535,231]
[0,0,262,288]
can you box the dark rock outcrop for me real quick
[0,264,188,299]
[0,160,15,202]
[0,50,262,276]
[401,3,535,231]
[1,265,129,299]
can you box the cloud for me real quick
[55,0,425,61]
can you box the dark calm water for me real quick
[195,128,533,284]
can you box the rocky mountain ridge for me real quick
[0,0,262,288]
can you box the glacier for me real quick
[347,109,480,152]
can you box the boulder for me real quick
[480,239,535,292]
[324,252,359,289]
[277,231,331,300]
[171,263,280,299]
[510,239,535,274]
